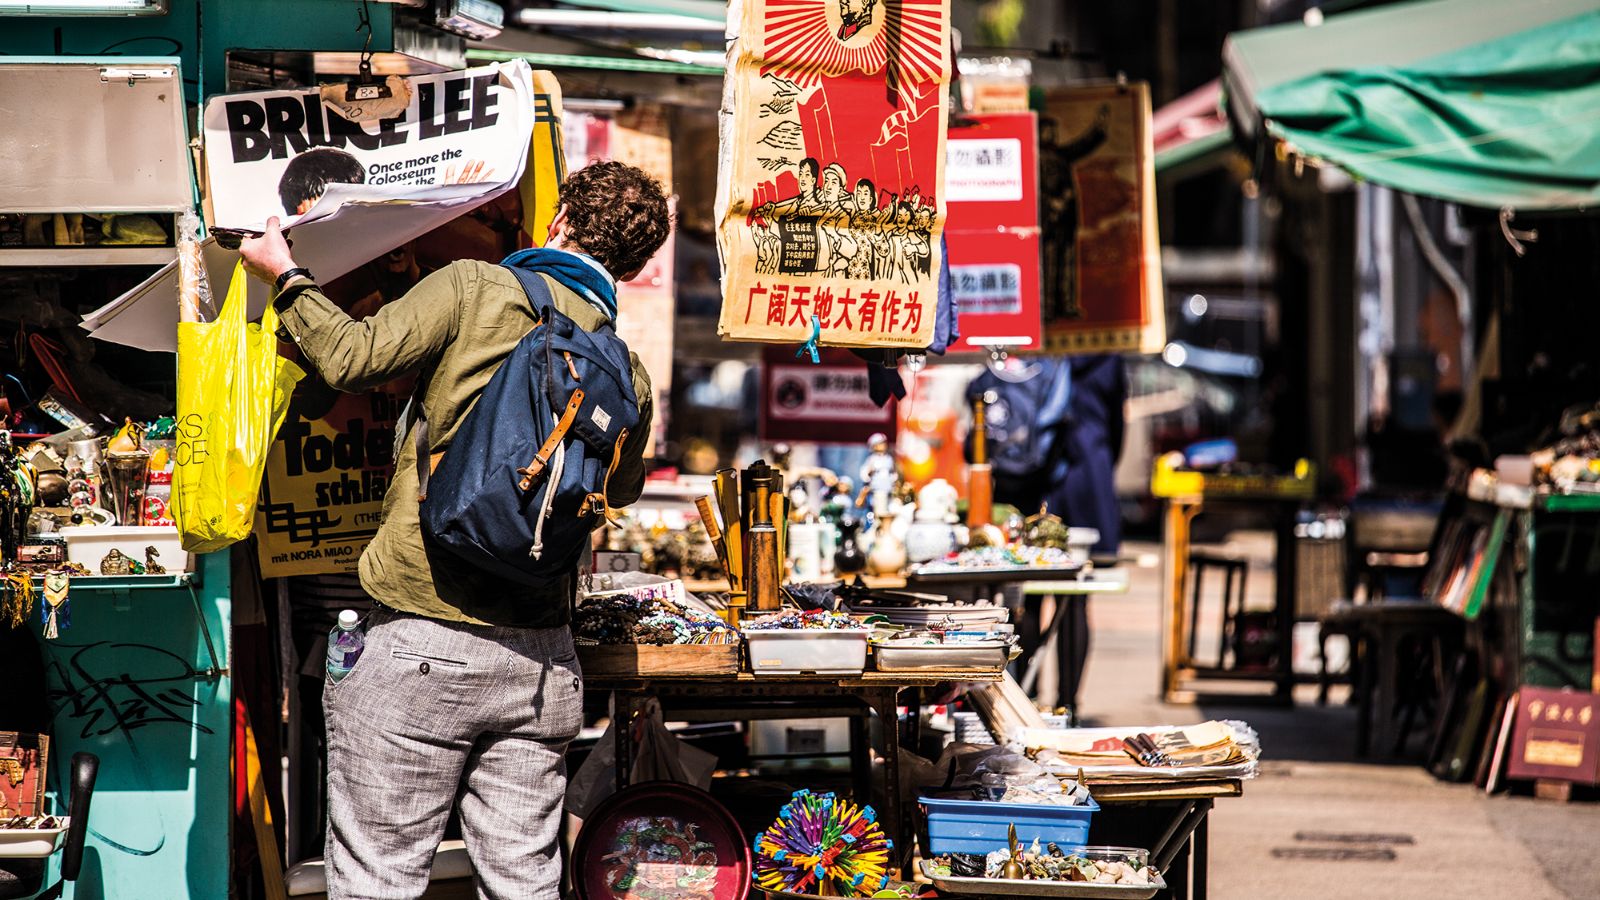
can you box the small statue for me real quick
[857,432,900,516]
[99,548,132,576]
[143,546,166,575]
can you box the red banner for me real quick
[943,111,1042,352]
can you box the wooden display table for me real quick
[584,668,1003,873]
[1083,775,1245,900]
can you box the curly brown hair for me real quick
[558,161,672,279]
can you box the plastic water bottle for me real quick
[326,610,365,683]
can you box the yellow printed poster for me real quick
[717,0,952,349]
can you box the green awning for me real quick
[467,47,723,76]
[1155,129,1233,180]
[553,0,724,21]
[1224,0,1600,210]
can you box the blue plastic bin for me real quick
[919,795,1099,856]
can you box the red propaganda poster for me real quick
[760,345,897,444]
[943,111,1042,352]
[1038,83,1165,354]
[718,0,952,349]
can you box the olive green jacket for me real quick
[277,258,652,627]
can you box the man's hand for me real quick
[238,217,299,285]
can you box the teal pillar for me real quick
[33,551,232,900]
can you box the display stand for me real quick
[1153,456,1315,705]
[1085,776,1244,900]
[25,551,232,899]
[586,668,1004,876]
[1019,570,1133,723]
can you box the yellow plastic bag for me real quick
[173,262,304,553]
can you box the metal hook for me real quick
[985,344,1009,372]
[795,314,822,364]
[1499,207,1538,257]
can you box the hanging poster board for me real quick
[943,111,1042,352]
[1038,83,1165,355]
[717,0,952,349]
[202,62,536,231]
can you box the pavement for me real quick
[1068,538,1600,900]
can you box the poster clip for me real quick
[795,315,822,364]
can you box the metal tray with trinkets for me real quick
[918,860,1166,899]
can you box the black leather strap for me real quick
[275,266,313,292]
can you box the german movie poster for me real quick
[1038,83,1165,354]
[717,0,952,349]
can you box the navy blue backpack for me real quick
[417,267,640,588]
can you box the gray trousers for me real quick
[324,608,582,900]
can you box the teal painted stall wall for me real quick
[33,551,232,900]
[0,0,394,105]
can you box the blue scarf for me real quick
[501,247,618,320]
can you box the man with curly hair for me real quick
[239,161,670,900]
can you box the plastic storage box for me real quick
[920,795,1099,856]
[743,627,871,675]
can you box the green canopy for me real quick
[1229,2,1600,210]
[552,0,724,21]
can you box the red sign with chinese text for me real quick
[760,345,897,444]
[944,112,1043,353]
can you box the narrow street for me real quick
[1076,539,1600,900]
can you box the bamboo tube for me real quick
[714,468,743,590]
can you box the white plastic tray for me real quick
[0,819,67,858]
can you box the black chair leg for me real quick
[1187,561,1204,664]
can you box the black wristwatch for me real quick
[275,266,313,292]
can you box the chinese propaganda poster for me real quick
[717,0,953,349]
[1039,83,1166,354]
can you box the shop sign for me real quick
[717,0,953,349]
[944,112,1042,352]
[1507,687,1600,785]
[1038,83,1166,354]
[203,61,539,230]
[760,346,896,444]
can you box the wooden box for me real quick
[577,643,741,678]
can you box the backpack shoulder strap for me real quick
[416,266,558,503]
[502,264,557,318]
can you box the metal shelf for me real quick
[30,572,196,590]
[0,246,176,267]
